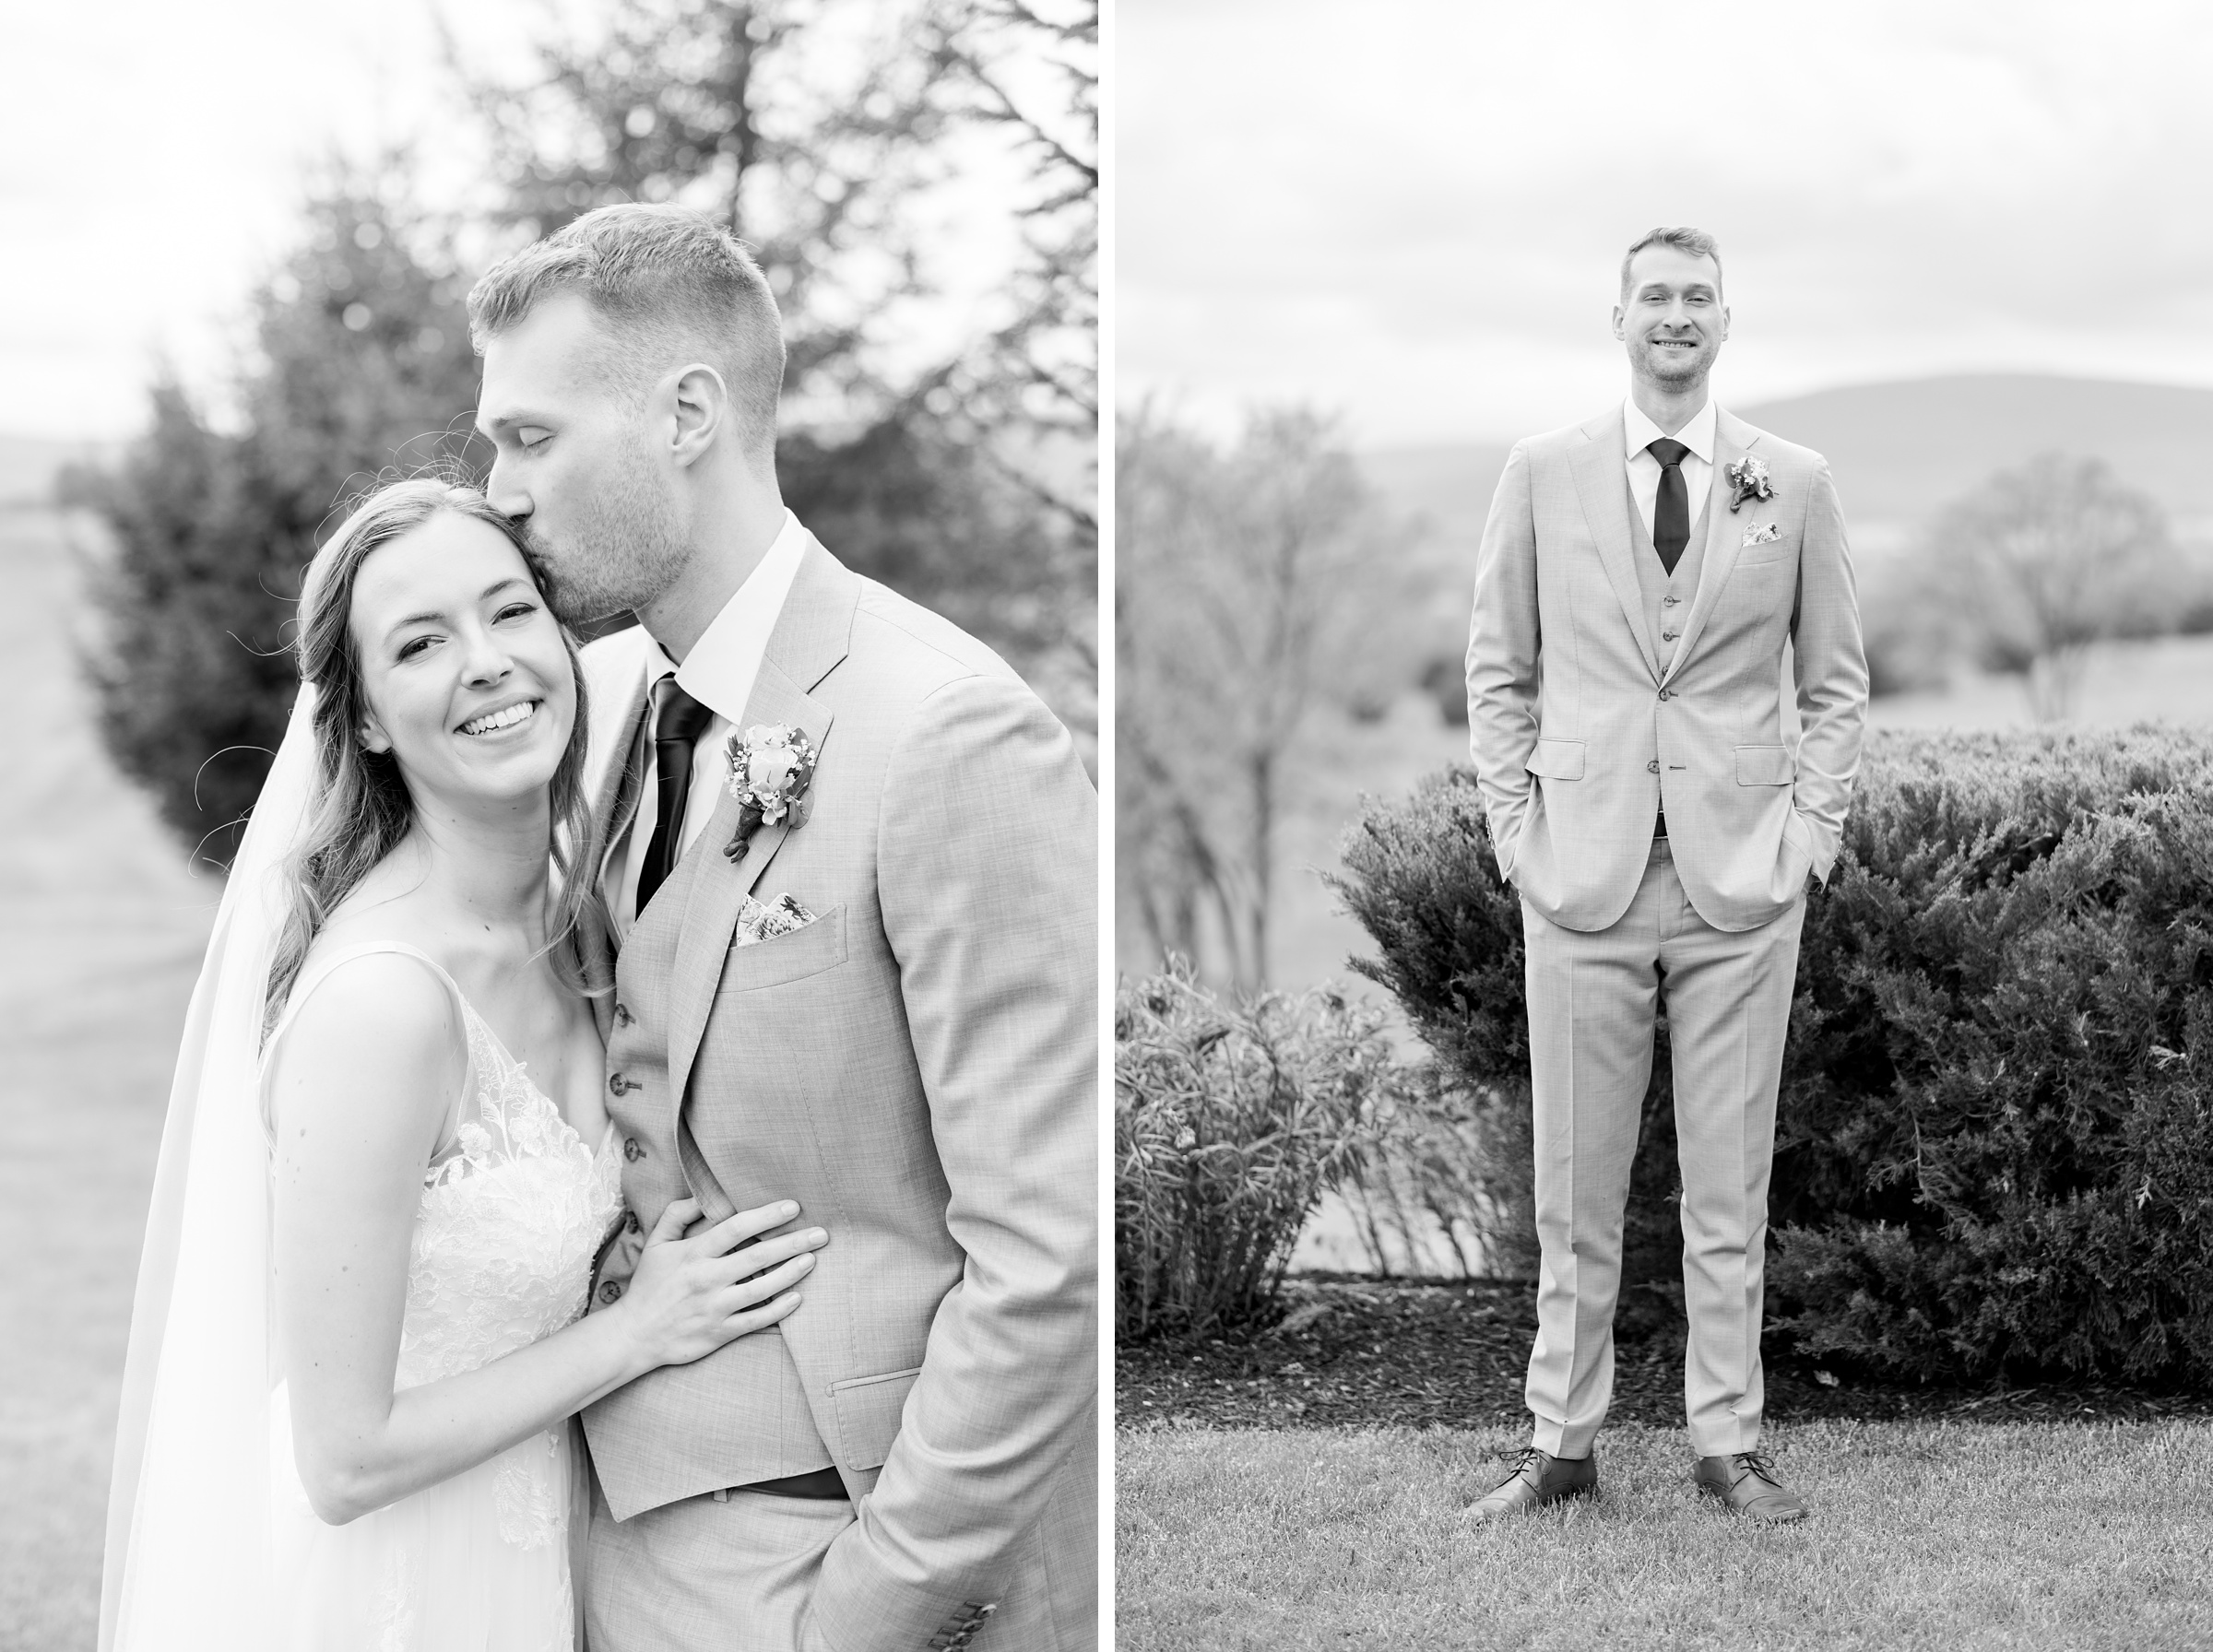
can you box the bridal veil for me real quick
[100,686,318,1650]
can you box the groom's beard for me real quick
[1630,333,1716,392]
[523,450,688,629]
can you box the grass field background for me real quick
[0,504,215,1650]
[1118,1421,2213,1650]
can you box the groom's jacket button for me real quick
[622,1137,645,1162]
[1647,760,1660,773]
[598,1280,623,1304]
[1658,688,1674,701]
[613,1002,633,1027]
[609,1071,639,1095]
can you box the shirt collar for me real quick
[640,508,810,722]
[1623,395,1717,465]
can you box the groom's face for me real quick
[1613,246,1728,390]
[479,292,688,628]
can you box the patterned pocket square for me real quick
[733,892,817,947]
[1742,521,1785,547]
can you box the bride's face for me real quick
[348,512,577,810]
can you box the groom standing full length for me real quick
[470,205,1095,1648]
[1462,227,1866,1523]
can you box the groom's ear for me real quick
[667,364,730,469]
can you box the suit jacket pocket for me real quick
[1525,738,1586,781]
[1734,744,1796,785]
[826,1364,921,1471]
[715,903,847,994]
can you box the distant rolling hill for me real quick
[1362,373,2213,557]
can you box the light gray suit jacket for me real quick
[1464,405,1868,933]
[575,531,1097,1650]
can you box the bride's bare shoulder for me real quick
[267,935,467,1142]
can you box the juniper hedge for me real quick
[1331,726,2213,1388]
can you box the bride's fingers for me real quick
[721,1251,817,1309]
[714,1226,828,1282]
[644,1198,703,1246]
[722,1288,806,1339]
[700,1198,803,1256]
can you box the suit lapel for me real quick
[1663,409,1758,681]
[1567,412,1662,684]
[663,535,858,1127]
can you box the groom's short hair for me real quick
[1620,226,1723,299]
[467,203,787,464]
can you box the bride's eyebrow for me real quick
[383,581,533,641]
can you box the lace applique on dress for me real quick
[397,1004,623,1390]
[493,1430,566,1551]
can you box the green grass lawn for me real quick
[0,506,214,1650]
[1117,1421,2213,1650]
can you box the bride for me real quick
[100,478,828,1649]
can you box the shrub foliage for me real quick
[1333,727,2213,1387]
[1115,961,1400,1340]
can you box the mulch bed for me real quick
[1118,1275,2213,1433]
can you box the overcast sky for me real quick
[1119,0,2213,446]
[0,0,1030,442]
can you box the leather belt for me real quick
[711,1466,849,1503]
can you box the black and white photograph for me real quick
[1,2,1096,1648]
[1116,2,2213,1647]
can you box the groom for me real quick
[1462,227,1866,1523]
[469,205,1096,1648]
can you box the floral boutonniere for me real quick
[1724,454,1775,514]
[722,724,818,861]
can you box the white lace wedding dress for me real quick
[262,943,624,1652]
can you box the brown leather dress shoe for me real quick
[1695,1451,1808,1522]
[1466,1447,1598,1521]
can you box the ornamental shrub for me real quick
[1115,961,1402,1340]
[1332,727,2213,1387]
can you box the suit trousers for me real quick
[586,1479,852,1652]
[1521,838,1805,1460]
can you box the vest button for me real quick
[614,1003,633,1027]
[598,1280,623,1304]
[1647,760,1660,773]
[609,1072,638,1095]
[623,1137,645,1162]
[1657,688,1673,702]
[625,1210,642,1235]
[1662,630,1679,642]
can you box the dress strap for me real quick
[260,941,479,1161]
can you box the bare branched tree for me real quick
[1118,407,1409,991]
[1938,453,2174,721]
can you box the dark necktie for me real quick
[636,677,716,914]
[1648,437,1690,574]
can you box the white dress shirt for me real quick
[606,509,811,938]
[1622,395,1717,539]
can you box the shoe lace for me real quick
[1491,1446,1546,1490]
[1733,1449,1781,1487]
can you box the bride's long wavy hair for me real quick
[262,478,605,1038]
